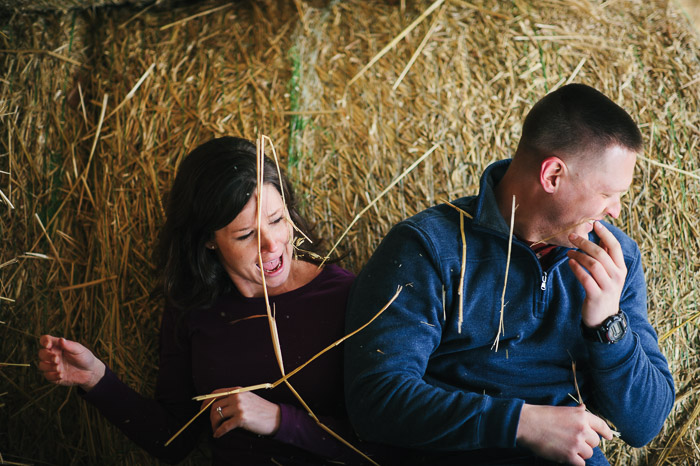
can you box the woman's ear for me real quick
[205,241,217,250]
[539,156,566,193]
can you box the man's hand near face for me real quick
[567,220,628,327]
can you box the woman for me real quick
[38,137,359,465]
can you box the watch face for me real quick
[607,320,625,342]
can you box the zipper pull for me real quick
[540,272,548,291]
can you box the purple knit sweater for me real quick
[81,264,358,465]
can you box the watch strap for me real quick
[581,310,628,344]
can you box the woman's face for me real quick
[210,184,294,298]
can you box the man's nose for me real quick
[606,196,622,219]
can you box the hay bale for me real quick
[1,0,698,464]
[0,0,156,14]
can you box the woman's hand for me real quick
[207,387,281,438]
[37,335,106,392]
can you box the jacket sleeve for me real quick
[274,403,375,464]
[81,306,205,464]
[585,242,675,447]
[344,222,524,451]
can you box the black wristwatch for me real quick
[581,311,628,344]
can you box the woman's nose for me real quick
[258,225,279,252]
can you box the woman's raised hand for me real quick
[38,335,106,391]
[207,388,282,438]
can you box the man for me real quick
[344,84,674,465]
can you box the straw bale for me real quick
[0,0,156,14]
[1,0,699,464]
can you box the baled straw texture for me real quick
[1,0,699,464]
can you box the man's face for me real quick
[545,145,637,247]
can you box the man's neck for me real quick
[494,166,542,243]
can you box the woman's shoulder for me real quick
[301,262,355,292]
[319,263,356,281]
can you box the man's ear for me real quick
[539,156,566,193]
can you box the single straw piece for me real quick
[256,135,287,375]
[56,276,117,292]
[565,58,587,85]
[321,143,440,266]
[530,218,592,248]
[160,3,232,31]
[492,195,516,352]
[0,48,84,67]
[164,398,216,447]
[0,187,14,209]
[260,135,312,246]
[393,6,442,90]
[571,360,583,405]
[0,258,18,269]
[347,0,445,87]
[34,214,67,280]
[105,63,156,121]
[638,154,700,181]
[457,213,466,333]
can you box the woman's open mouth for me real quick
[258,255,283,274]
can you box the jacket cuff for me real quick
[272,403,301,443]
[584,312,637,370]
[79,365,115,401]
[480,396,524,448]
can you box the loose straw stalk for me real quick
[347,0,445,87]
[321,143,440,266]
[492,196,516,352]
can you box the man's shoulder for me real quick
[403,196,478,232]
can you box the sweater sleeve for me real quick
[274,403,371,462]
[81,306,206,464]
[344,222,523,451]
[585,243,675,447]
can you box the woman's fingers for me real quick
[207,391,280,438]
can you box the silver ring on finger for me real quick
[216,406,224,419]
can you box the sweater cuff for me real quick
[79,365,116,402]
[584,311,637,371]
[272,403,304,443]
[479,396,525,448]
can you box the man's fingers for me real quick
[568,257,589,283]
[567,250,609,283]
[587,411,614,440]
[593,221,625,268]
[568,233,615,275]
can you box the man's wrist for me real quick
[581,310,628,344]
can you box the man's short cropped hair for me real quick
[516,83,643,162]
